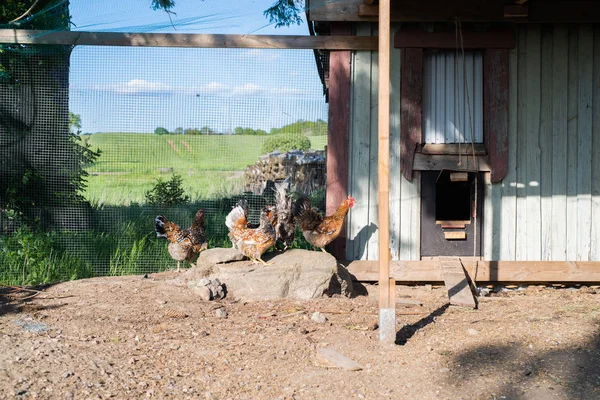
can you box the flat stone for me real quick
[197,248,245,265]
[175,249,352,302]
[316,348,363,371]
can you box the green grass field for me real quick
[84,133,327,205]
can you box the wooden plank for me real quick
[440,257,477,308]
[484,49,509,183]
[326,23,352,260]
[566,26,579,261]
[592,27,600,261]
[389,24,402,261]
[400,48,423,181]
[412,153,491,172]
[540,26,554,261]
[500,32,519,261]
[0,29,378,50]
[515,25,528,261]
[420,143,486,155]
[551,25,569,261]
[444,231,467,240]
[368,24,380,261]
[395,29,515,49]
[345,259,600,282]
[378,0,395,345]
[525,25,542,261]
[577,25,593,261]
[308,0,600,23]
[400,172,421,260]
[449,172,469,182]
[347,23,373,261]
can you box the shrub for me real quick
[261,134,311,154]
[0,227,93,286]
[145,174,190,206]
[154,127,169,135]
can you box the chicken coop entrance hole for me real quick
[435,171,472,223]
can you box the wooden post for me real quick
[378,0,395,344]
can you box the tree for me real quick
[68,112,82,134]
[174,127,183,135]
[263,0,304,28]
[200,126,214,135]
[150,0,305,29]
[154,127,169,135]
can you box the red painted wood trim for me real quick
[326,22,351,258]
[395,29,515,49]
[484,49,509,183]
[400,48,423,181]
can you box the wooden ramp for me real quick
[440,257,477,308]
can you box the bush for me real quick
[0,227,93,286]
[154,127,169,135]
[145,174,190,206]
[261,134,311,154]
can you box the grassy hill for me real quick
[84,133,327,205]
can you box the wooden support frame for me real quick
[308,0,600,23]
[345,260,600,283]
[400,48,423,181]
[326,23,352,259]
[0,29,378,50]
[377,0,396,345]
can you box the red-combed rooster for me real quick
[226,202,276,265]
[294,195,355,253]
[155,209,207,272]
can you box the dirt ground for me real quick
[1,272,599,400]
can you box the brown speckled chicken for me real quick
[273,178,295,250]
[155,209,207,272]
[226,203,276,265]
[294,196,355,252]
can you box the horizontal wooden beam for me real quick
[308,0,600,22]
[421,143,487,156]
[345,260,600,283]
[413,153,492,172]
[0,29,378,50]
[395,30,515,49]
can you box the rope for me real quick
[455,18,479,171]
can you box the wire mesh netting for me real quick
[0,41,330,285]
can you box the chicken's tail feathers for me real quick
[155,215,168,238]
[292,196,311,218]
[226,204,247,231]
[235,199,249,217]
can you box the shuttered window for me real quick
[423,50,483,144]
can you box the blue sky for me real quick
[67,1,328,133]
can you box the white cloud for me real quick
[232,83,262,96]
[94,79,174,95]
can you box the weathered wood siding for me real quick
[347,23,421,261]
[484,24,600,261]
[348,23,600,261]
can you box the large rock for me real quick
[173,249,353,301]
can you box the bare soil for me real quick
[1,273,599,400]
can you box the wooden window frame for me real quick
[397,28,512,183]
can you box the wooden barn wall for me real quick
[346,23,600,262]
[346,22,421,261]
[484,24,600,262]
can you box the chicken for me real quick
[273,178,295,250]
[225,203,276,265]
[294,195,356,252]
[155,209,207,272]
